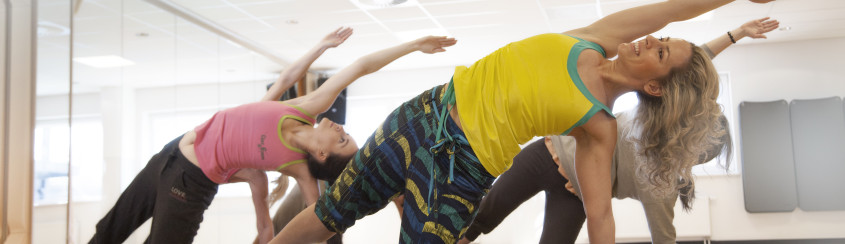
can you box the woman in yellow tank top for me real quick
[275,1,775,243]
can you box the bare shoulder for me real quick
[571,112,617,144]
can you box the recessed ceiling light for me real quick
[73,55,136,68]
[286,20,298,25]
[779,26,792,31]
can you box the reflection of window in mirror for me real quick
[33,117,104,205]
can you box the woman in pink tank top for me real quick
[89,27,458,244]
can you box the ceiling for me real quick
[36,0,845,95]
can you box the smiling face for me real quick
[313,118,358,161]
[616,35,694,86]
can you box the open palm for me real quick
[742,17,779,39]
[415,36,458,54]
[321,27,353,48]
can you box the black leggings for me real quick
[463,139,586,244]
[89,135,218,244]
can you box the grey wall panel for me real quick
[739,100,798,212]
[789,97,845,211]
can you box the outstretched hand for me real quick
[740,17,779,39]
[321,27,353,48]
[414,36,457,54]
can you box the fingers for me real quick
[339,28,353,41]
[565,181,578,196]
[338,27,353,37]
[440,37,457,47]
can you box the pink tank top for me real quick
[193,101,316,183]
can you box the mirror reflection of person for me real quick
[88,27,456,244]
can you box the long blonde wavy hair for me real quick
[267,175,290,206]
[634,44,730,210]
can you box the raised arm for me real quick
[230,169,273,244]
[289,36,457,116]
[570,114,617,244]
[566,0,773,56]
[261,27,353,101]
[702,17,779,58]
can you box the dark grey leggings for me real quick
[89,135,218,244]
[463,139,586,244]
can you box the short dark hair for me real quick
[306,152,353,184]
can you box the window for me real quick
[34,117,104,205]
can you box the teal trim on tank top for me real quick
[561,35,615,135]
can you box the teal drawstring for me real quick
[427,81,463,213]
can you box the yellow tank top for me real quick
[453,33,613,176]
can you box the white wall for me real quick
[699,36,845,241]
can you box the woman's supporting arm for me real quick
[231,169,274,244]
[570,113,618,244]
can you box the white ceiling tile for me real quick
[368,6,429,21]
[264,10,373,30]
[432,7,547,34]
[38,1,72,25]
[237,0,359,18]
[123,0,168,15]
[711,2,772,19]
[436,12,508,27]
[171,0,229,9]
[219,19,276,33]
[547,19,594,33]
[545,3,599,21]
[125,11,179,29]
[599,0,661,17]
[344,22,391,36]
[422,0,532,17]
[191,5,255,22]
[418,0,479,4]
[771,0,845,14]
[243,32,302,47]
[537,0,595,8]
[383,18,439,32]
[76,1,119,19]
[225,0,292,4]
